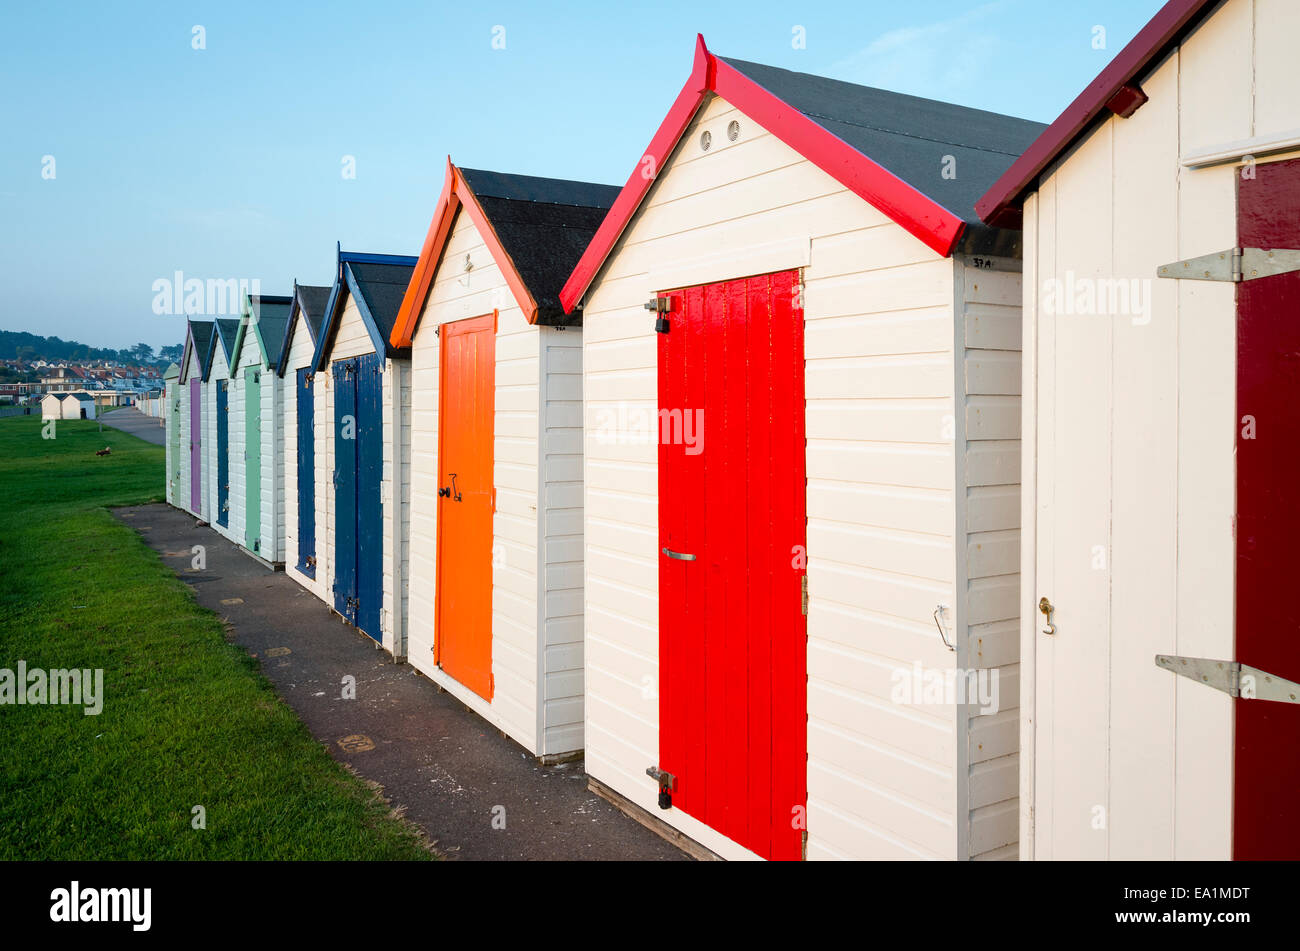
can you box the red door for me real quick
[1234,159,1300,859]
[656,270,807,861]
[435,313,496,700]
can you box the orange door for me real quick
[436,313,496,700]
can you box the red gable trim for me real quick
[389,159,541,349]
[976,0,1217,229]
[559,35,967,313]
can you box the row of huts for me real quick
[163,0,1298,861]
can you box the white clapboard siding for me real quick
[164,381,175,505]
[1015,0,1300,861]
[576,92,1020,861]
[283,324,328,603]
[957,256,1022,860]
[176,348,199,515]
[405,206,588,758]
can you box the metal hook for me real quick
[1039,597,1056,635]
[450,472,462,502]
[933,604,954,652]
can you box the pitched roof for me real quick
[561,35,1044,311]
[312,249,418,370]
[391,161,620,344]
[977,0,1217,228]
[213,318,241,371]
[187,320,215,380]
[276,282,333,375]
[244,294,293,371]
[722,55,1043,226]
[163,362,180,380]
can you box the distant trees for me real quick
[0,330,173,366]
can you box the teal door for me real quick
[245,367,261,552]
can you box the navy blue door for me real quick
[331,354,383,642]
[216,379,229,527]
[296,367,316,577]
[355,353,383,640]
[333,359,358,625]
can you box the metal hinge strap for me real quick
[1156,247,1300,282]
[1155,654,1300,703]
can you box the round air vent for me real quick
[700,130,712,152]
[727,120,740,141]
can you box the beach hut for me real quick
[39,394,63,423]
[164,362,181,505]
[229,293,293,564]
[560,37,1043,860]
[40,393,65,421]
[975,0,1300,861]
[206,317,241,543]
[278,281,333,602]
[311,248,417,651]
[178,319,215,520]
[62,393,96,420]
[389,162,617,759]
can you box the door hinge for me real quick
[801,829,808,861]
[1155,654,1300,703]
[1156,247,1300,282]
[645,295,673,333]
[801,575,809,616]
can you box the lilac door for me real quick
[189,378,202,512]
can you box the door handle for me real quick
[438,487,450,498]
[662,547,696,561]
[1039,597,1056,635]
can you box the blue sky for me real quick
[0,0,1165,353]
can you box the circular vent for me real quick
[727,120,740,141]
[700,130,712,152]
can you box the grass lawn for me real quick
[0,416,432,859]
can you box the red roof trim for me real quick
[559,35,967,313]
[390,159,542,348]
[976,0,1217,228]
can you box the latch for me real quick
[645,296,673,333]
[646,766,676,810]
[1156,247,1300,282]
[1155,654,1300,703]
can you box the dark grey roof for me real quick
[188,320,215,375]
[459,167,620,325]
[348,262,417,344]
[719,56,1046,230]
[214,318,241,364]
[297,284,332,342]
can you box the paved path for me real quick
[99,407,165,446]
[116,502,688,861]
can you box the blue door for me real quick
[355,353,383,640]
[331,354,383,642]
[296,367,316,577]
[333,359,358,626]
[216,379,229,527]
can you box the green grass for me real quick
[0,416,432,859]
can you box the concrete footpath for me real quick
[99,407,165,446]
[116,502,688,861]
